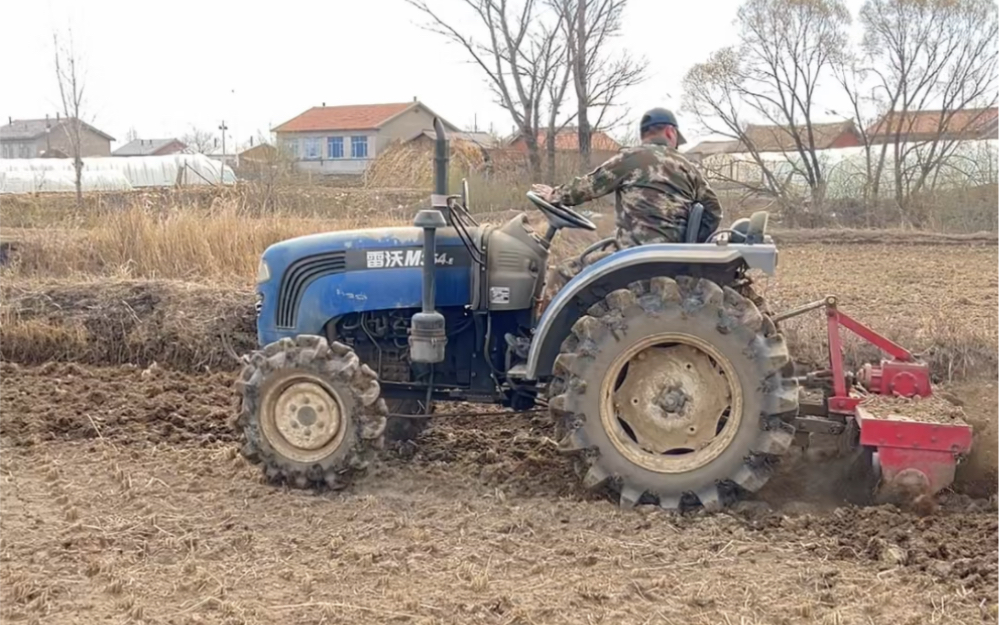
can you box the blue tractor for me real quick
[237,119,798,510]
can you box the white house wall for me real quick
[280,131,377,175]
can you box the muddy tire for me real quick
[549,277,798,511]
[384,399,430,443]
[236,335,387,489]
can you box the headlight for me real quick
[256,259,271,283]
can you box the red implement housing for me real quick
[793,296,974,496]
[855,407,973,496]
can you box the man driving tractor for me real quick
[531,108,722,293]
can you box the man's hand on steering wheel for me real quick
[530,183,556,203]
[525,187,597,232]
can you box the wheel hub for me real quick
[602,335,742,473]
[271,379,342,452]
[656,386,689,415]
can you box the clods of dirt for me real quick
[769,496,999,605]
[0,361,238,448]
[859,393,969,424]
[380,402,585,501]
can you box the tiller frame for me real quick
[778,296,974,497]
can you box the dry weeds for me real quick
[2,205,405,281]
[365,137,488,190]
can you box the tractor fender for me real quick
[525,243,778,381]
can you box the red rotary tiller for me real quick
[779,295,974,500]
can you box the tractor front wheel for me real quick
[549,277,798,510]
[236,335,386,489]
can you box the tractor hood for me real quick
[260,226,473,272]
[255,225,477,341]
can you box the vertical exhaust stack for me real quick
[409,118,449,364]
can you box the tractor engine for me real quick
[331,308,476,389]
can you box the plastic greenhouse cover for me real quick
[0,154,237,194]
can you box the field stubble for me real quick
[0,362,996,625]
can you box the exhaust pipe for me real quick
[409,118,449,364]
[433,117,448,200]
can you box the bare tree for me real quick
[830,53,890,222]
[682,48,792,198]
[181,127,216,154]
[541,18,574,182]
[52,29,88,207]
[857,0,998,225]
[125,126,139,142]
[682,0,850,216]
[406,0,569,178]
[546,0,647,170]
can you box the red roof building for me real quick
[507,127,622,153]
[866,107,998,143]
[271,99,457,175]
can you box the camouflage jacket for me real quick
[551,137,722,246]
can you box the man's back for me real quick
[609,139,721,246]
[548,137,721,246]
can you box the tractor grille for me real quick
[276,251,347,328]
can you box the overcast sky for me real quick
[2,0,866,149]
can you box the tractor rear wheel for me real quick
[236,335,386,489]
[549,277,798,510]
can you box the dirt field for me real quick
[1,234,997,624]
[1,361,997,625]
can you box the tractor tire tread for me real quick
[236,334,386,490]
[549,277,798,512]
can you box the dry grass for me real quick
[1,198,540,282]
[3,205,404,283]
[364,138,488,190]
[0,184,429,226]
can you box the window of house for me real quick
[303,137,321,160]
[1,144,9,158]
[284,138,299,159]
[351,136,368,159]
[18,143,31,158]
[327,137,344,159]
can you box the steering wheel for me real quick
[526,191,597,232]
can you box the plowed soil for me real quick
[860,393,969,424]
[2,363,996,624]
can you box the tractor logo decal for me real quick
[365,250,455,269]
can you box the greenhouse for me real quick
[0,153,237,194]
